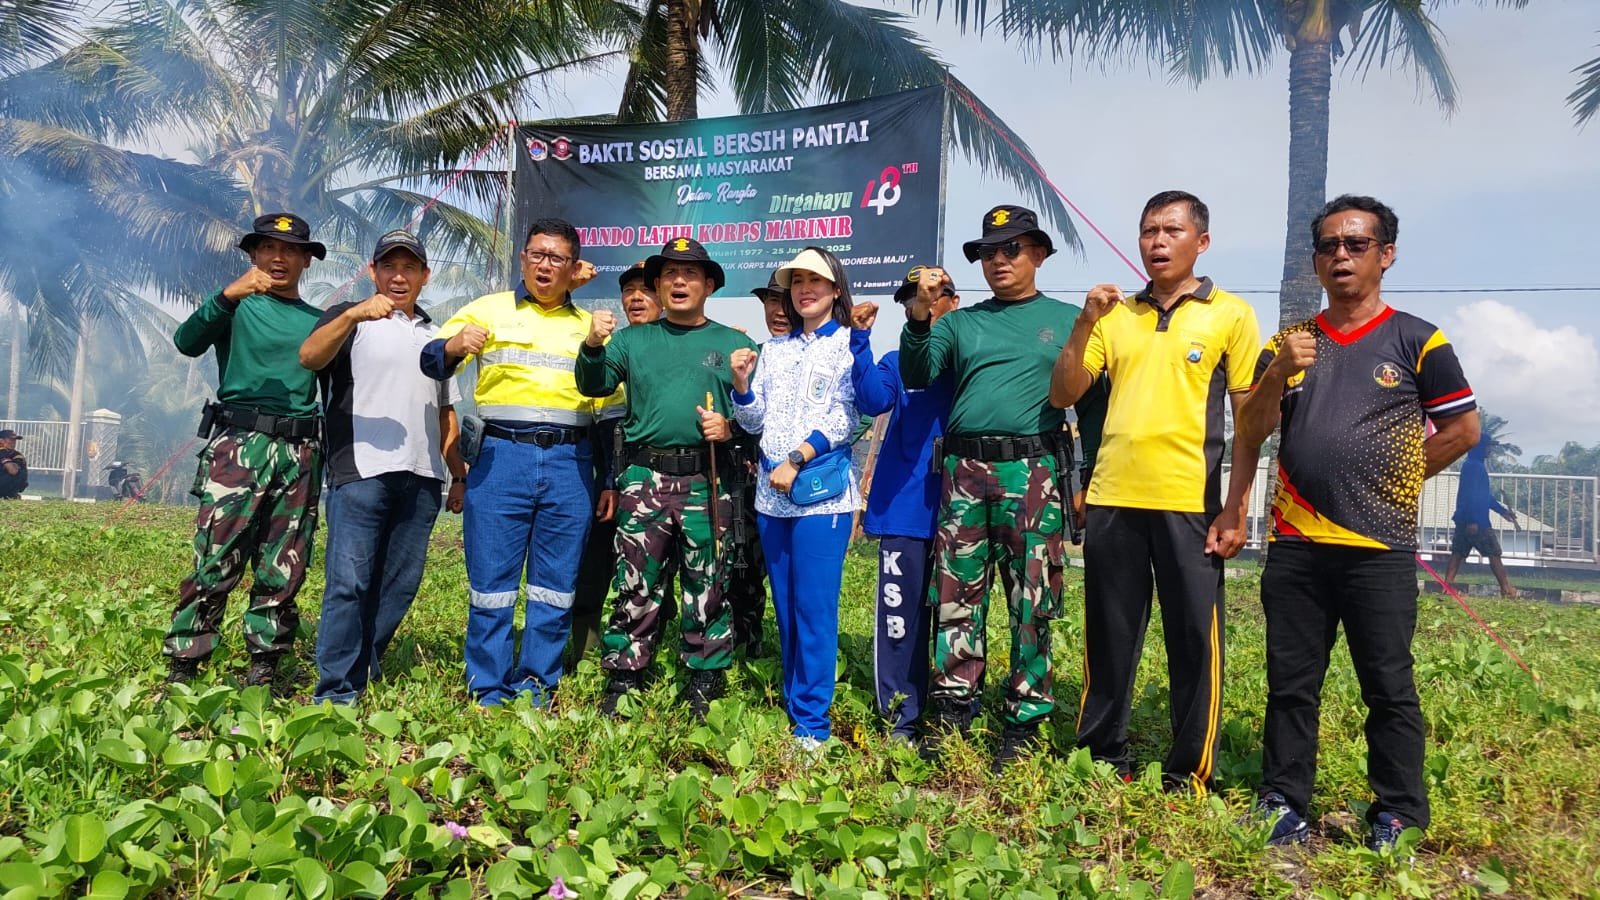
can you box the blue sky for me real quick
[528,1,1600,458]
[104,1,1593,458]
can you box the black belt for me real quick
[629,446,709,476]
[485,423,583,448]
[218,406,320,440]
[943,431,1060,462]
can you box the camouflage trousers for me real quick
[600,464,735,672]
[929,453,1066,726]
[165,427,322,661]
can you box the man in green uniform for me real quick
[164,213,326,689]
[574,238,757,718]
[900,205,1089,769]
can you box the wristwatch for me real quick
[787,449,807,467]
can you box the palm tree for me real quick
[1477,410,1522,470]
[611,0,1085,248]
[907,0,1471,327]
[1572,37,1600,125]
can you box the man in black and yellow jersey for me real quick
[1237,194,1479,852]
[420,218,623,708]
[1051,190,1261,791]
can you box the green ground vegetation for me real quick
[1,502,1597,898]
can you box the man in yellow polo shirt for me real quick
[421,217,622,708]
[1049,190,1261,791]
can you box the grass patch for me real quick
[2,501,1598,897]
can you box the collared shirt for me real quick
[316,303,461,486]
[733,319,859,518]
[1257,306,1476,550]
[1081,277,1260,514]
[422,282,623,426]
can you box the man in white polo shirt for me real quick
[300,229,466,705]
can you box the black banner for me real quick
[513,86,945,299]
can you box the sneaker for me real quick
[166,657,201,684]
[1365,812,1408,853]
[244,656,277,688]
[600,669,643,718]
[991,722,1041,773]
[683,669,726,720]
[1257,792,1310,846]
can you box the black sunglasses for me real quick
[1313,236,1383,257]
[977,240,1035,262]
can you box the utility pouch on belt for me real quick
[1053,433,1083,546]
[460,413,486,465]
[196,400,220,439]
[611,423,626,484]
[930,436,944,475]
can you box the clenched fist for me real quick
[907,266,950,322]
[446,324,491,358]
[222,266,276,302]
[347,293,395,322]
[730,347,759,392]
[1082,284,1123,324]
[586,310,617,347]
[851,300,879,331]
[571,259,597,290]
[1269,330,1317,380]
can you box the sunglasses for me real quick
[1313,236,1383,257]
[977,240,1035,262]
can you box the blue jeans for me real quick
[758,512,850,740]
[315,471,442,704]
[463,432,594,706]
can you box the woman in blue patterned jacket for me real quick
[730,246,859,750]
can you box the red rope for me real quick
[1414,553,1541,684]
[96,435,200,532]
[947,80,1147,283]
[326,120,517,305]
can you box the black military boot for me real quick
[166,657,201,684]
[600,669,644,719]
[918,697,975,760]
[245,655,278,688]
[683,669,727,721]
[991,721,1042,773]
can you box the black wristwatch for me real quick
[787,449,807,467]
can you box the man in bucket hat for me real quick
[163,213,327,691]
[900,205,1097,770]
[0,429,26,499]
[575,237,757,719]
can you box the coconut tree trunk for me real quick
[5,299,21,422]
[663,0,700,121]
[61,326,88,498]
[1278,34,1332,328]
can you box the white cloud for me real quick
[1446,300,1600,458]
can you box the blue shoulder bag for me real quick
[786,447,852,506]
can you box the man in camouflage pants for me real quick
[164,213,327,689]
[899,206,1094,770]
[574,238,756,718]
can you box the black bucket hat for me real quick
[961,205,1055,263]
[239,213,327,260]
[750,272,784,301]
[641,237,725,292]
[617,260,651,290]
[893,265,957,304]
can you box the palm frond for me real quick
[0,0,80,77]
[1346,0,1457,111]
[1570,41,1600,125]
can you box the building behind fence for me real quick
[1222,462,1598,568]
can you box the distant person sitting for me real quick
[1444,433,1520,598]
[0,429,27,499]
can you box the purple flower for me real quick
[444,820,469,840]
[547,876,573,899]
[230,726,243,735]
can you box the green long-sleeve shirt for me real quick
[899,293,1083,437]
[575,319,756,448]
[174,290,321,418]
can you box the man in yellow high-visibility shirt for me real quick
[421,218,621,708]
